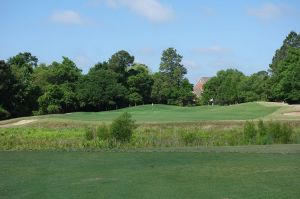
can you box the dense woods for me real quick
[1,31,299,119]
[0,48,196,119]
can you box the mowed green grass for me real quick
[46,102,280,123]
[1,145,299,199]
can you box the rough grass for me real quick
[0,147,299,199]
[1,121,299,150]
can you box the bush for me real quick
[110,112,136,142]
[267,122,292,144]
[97,124,110,140]
[47,104,61,114]
[85,128,97,140]
[0,106,10,120]
[182,132,198,145]
[256,120,270,144]
[243,121,257,144]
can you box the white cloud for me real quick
[247,3,289,20]
[103,0,175,22]
[50,10,89,25]
[139,47,155,55]
[193,46,230,54]
[182,60,201,71]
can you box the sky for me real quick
[1,0,300,84]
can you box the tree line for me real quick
[1,31,299,119]
[0,48,196,119]
[202,31,300,105]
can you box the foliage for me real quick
[152,48,195,105]
[107,50,134,82]
[110,112,136,142]
[240,71,269,102]
[77,68,127,111]
[0,106,10,120]
[2,31,300,120]
[127,64,153,105]
[243,121,257,144]
[96,124,110,140]
[269,47,300,103]
[243,120,293,144]
[4,52,40,117]
[85,127,97,141]
[202,69,246,105]
[0,60,16,117]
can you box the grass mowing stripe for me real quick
[0,150,299,199]
[44,102,280,123]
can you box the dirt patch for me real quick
[283,112,300,116]
[0,119,37,127]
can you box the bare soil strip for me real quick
[0,119,37,128]
[283,112,300,116]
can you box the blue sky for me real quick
[1,0,300,84]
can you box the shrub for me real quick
[0,106,10,120]
[243,121,257,144]
[85,127,97,140]
[182,132,198,145]
[97,124,110,140]
[47,104,61,114]
[256,120,270,144]
[268,122,293,144]
[110,112,136,142]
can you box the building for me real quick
[193,77,211,97]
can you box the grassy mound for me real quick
[46,102,280,123]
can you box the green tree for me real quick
[153,48,194,105]
[77,68,127,111]
[202,69,246,105]
[47,57,82,85]
[36,57,82,114]
[7,52,40,116]
[270,48,300,103]
[107,50,134,82]
[0,60,16,118]
[270,31,300,73]
[159,48,187,87]
[240,71,269,102]
[127,64,153,105]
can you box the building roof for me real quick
[193,77,211,97]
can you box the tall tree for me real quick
[77,68,127,111]
[269,31,300,103]
[127,64,153,105]
[7,52,40,116]
[202,69,245,105]
[240,71,269,102]
[37,57,82,114]
[0,60,16,118]
[159,48,187,86]
[270,47,300,103]
[153,48,194,105]
[107,50,134,82]
[270,31,300,73]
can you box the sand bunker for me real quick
[0,119,37,127]
[283,112,300,116]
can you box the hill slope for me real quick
[45,102,280,123]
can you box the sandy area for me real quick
[0,119,37,127]
[283,112,300,116]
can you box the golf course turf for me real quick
[0,102,300,198]
[1,146,300,199]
